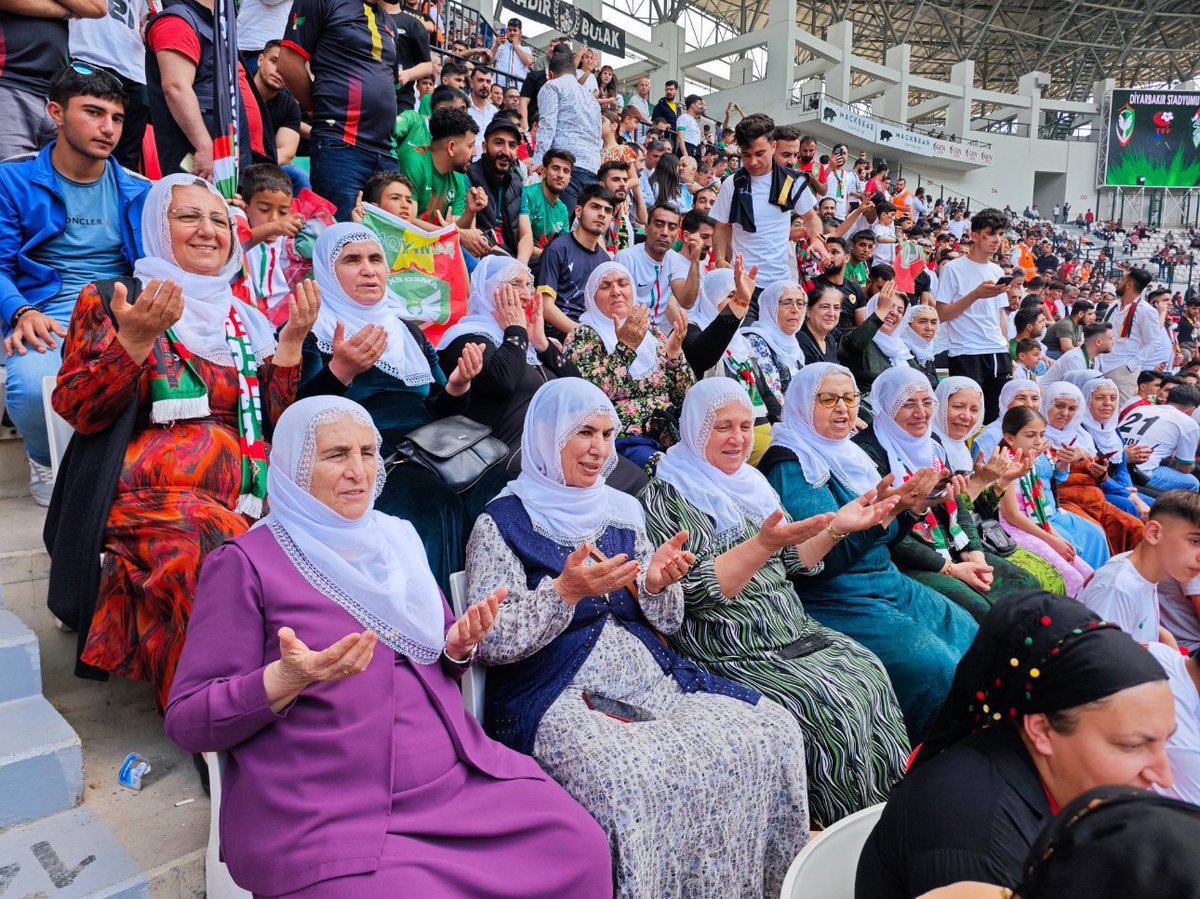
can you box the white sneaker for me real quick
[28,456,53,507]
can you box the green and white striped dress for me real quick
[640,477,911,826]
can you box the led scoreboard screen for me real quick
[1104,89,1200,188]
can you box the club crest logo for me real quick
[1116,105,1135,146]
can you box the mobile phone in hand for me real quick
[995,276,1015,286]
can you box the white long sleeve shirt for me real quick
[536,74,601,175]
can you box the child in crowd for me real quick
[1078,490,1200,645]
[997,406,1110,596]
[1014,338,1042,380]
[240,164,303,324]
[352,171,440,232]
[870,201,898,265]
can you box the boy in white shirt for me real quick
[934,208,1012,419]
[870,202,899,266]
[1078,490,1200,645]
[1116,385,1200,493]
[240,164,303,325]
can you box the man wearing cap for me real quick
[467,116,532,261]
[490,18,533,89]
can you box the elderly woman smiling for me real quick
[465,378,810,896]
[48,173,315,710]
[297,223,494,589]
[165,396,612,898]
[641,378,912,826]
[565,261,692,465]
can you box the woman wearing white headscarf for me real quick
[838,279,920,394]
[466,378,811,896]
[1080,377,1152,519]
[295,222,502,590]
[565,261,692,466]
[437,254,580,455]
[49,173,316,710]
[972,379,1043,460]
[745,278,806,410]
[1041,381,1145,553]
[854,367,1045,622]
[640,377,911,825]
[899,301,941,388]
[757,363,978,742]
[933,377,1068,596]
[166,396,614,898]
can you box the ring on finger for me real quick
[342,666,352,677]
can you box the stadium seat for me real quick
[41,375,73,480]
[203,752,252,899]
[448,571,486,724]
[778,802,885,899]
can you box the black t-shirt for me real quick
[266,90,303,136]
[0,13,67,96]
[387,8,430,113]
[855,727,1052,899]
[520,69,547,124]
[283,0,398,154]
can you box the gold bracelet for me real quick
[826,523,848,543]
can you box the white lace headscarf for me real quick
[1041,381,1090,451]
[263,396,445,664]
[577,261,660,378]
[977,380,1042,453]
[133,173,277,365]
[502,378,646,545]
[861,294,912,368]
[436,255,540,364]
[655,377,782,547]
[870,365,943,480]
[900,302,940,364]
[1080,377,1124,459]
[744,279,805,376]
[772,362,880,493]
[310,223,433,386]
[932,376,985,472]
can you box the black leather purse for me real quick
[387,416,508,493]
[972,512,1017,557]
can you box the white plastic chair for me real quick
[778,802,885,899]
[41,375,73,479]
[203,751,252,899]
[448,571,486,724]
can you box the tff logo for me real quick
[1154,111,1174,141]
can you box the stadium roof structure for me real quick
[607,0,1200,106]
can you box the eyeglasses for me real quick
[815,391,862,408]
[777,298,804,309]
[168,206,233,230]
[898,399,935,413]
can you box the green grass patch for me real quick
[1106,144,1200,187]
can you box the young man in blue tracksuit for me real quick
[0,63,149,504]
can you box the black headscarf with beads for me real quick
[911,591,1166,768]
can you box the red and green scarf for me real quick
[148,304,268,518]
[1017,471,1053,533]
[904,460,968,559]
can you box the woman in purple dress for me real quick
[165,396,612,899]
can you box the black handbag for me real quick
[387,416,508,493]
[972,512,1017,557]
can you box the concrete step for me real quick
[0,432,30,501]
[0,694,83,828]
[0,608,40,703]
[0,495,209,895]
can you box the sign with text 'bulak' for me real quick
[502,0,625,56]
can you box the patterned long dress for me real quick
[639,478,911,827]
[54,284,299,710]
[467,513,811,897]
[564,324,693,444]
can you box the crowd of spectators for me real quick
[5,5,1200,896]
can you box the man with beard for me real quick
[466,66,497,154]
[468,117,532,261]
[251,41,305,179]
[538,184,617,339]
[615,203,701,332]
[398,107,490,257]
[0,64,148,505]
[677,208,716,273]
[795,133,828,197]
[598,160,646,254]
[521,148,573,277]
[824,143,855,220]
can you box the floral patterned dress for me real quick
[563,324,693,445]
[53,284,299,709]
